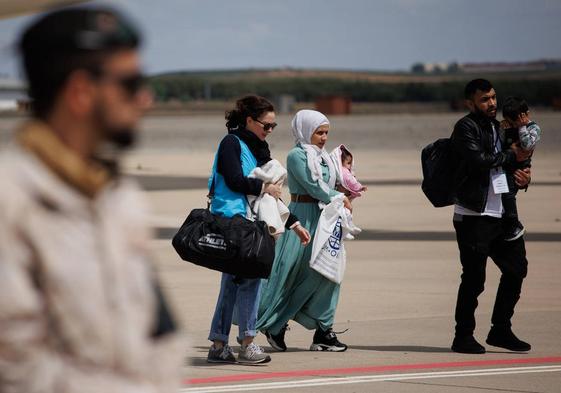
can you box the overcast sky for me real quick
[1,0,561,78]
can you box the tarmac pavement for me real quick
[122,112,561,393]
[2,112,560,392]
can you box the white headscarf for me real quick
[291,110,336,194]
[330,144,355,188]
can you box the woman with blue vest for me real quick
[207,95,311,365]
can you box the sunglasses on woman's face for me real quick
[254,119,278,131]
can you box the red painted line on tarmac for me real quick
[185,356,561,385]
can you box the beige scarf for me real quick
[17,121,111,198]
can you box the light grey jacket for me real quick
[0,123,183,393]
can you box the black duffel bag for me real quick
[172,208,275,279]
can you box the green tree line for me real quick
[149,75,561,106]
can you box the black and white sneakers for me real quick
[265,324,289,352]
[310,328,348,352]
[504,220,526,241]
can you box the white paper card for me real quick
[491,167,509,194]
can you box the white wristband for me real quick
[290,221,301,230]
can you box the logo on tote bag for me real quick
[327,218,342,253]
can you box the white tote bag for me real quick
[309,196,347,284]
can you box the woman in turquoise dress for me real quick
[257,109,353,352]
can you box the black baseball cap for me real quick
[19,7,142,118]
[20,6,141,56]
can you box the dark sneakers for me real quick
[504,220,525,241]
[310,328,348,352]
[486,327,531,352]
[451,335,486,354]
[265,324,288,352]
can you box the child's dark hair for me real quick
[502,96,529,121]
[225,95,274,130]
[341,146,353,163]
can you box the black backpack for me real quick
[421,137,461,208]
[421,117,480,208]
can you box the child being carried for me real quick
[500,96,542,241]
[330,145,367,239]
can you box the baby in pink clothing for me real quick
[330,145,366,239]
[339,146,367,200]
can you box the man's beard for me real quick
[474,104,497,119]
[105,127,137,149]
[94,104,138,150]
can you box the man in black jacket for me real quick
[450,79,532,354]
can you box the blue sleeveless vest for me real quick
[209,135,258,218]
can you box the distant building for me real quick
[411,62,459,74]
[411,59,561,74]
[0,78,27,112]
[553,97,561,111]
[274,94,296,114]
[315,96,351,115]
[459,59,561,73]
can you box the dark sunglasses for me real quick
[254,119,278,131]
[91,70,147,97]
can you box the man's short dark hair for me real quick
[502,96,529,121]
[19,7,141,119]
[464,79,493,100]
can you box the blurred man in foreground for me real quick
[0,7,182,393]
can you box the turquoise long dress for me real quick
[256,145,342,336]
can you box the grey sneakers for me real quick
[207,342,271,364]
[238,342,271,364]
[207,344,236,363]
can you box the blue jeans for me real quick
[208,273,261,343]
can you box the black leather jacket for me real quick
[451,112,517,212]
